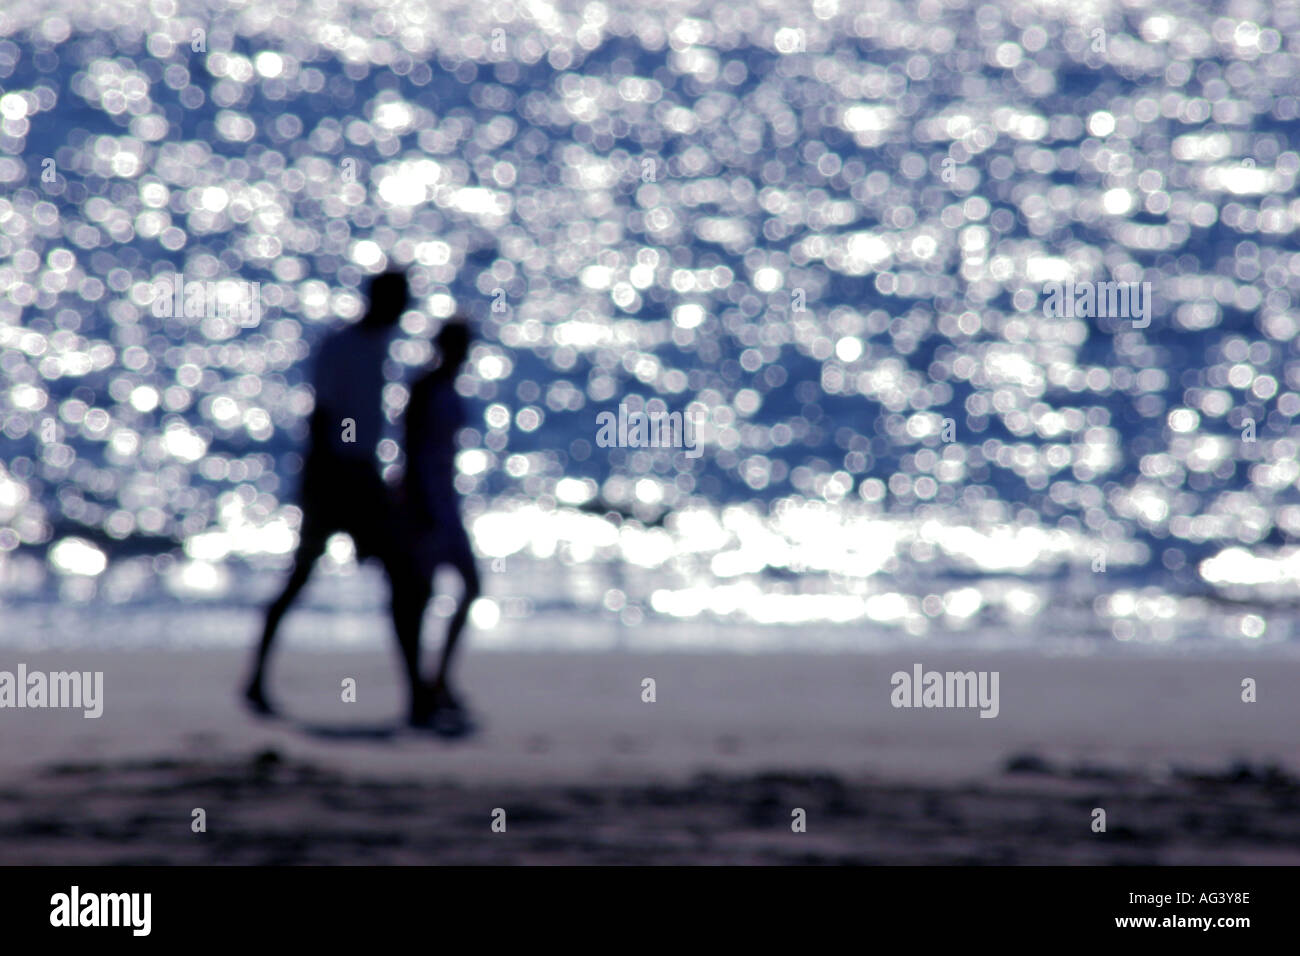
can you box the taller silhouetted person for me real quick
[245,271,431,724]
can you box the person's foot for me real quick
[243,680,276,718]
[408,680,476,737]
[429,700,476,738]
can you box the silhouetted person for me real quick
[403,318,480,734]
[246,271,431,724]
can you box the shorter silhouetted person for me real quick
[246,271,431,724]
[403,318,480,734]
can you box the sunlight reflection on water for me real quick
[1,1,1299,647]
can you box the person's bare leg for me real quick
[383,544,433,724]
[430,556,480,704]
[245,538,323,713]
[397,579,433,723]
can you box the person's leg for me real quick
[355,473,433,723]
[386,548,433,722]
[430,537,480,704]
[245,533,325,712]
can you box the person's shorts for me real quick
[297,452,399,563]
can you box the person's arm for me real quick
[306,335,337,451]
[407,379,461,523]
[428,385,463,475]
[403,378,434,522]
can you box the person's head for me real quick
[434,318,472,373]
[361,271,409,329]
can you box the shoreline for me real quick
[0,647,1295,783]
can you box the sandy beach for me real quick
[1,645,1298,864]
[5,0,1300,880]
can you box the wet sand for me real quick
[1,647,1297,863]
